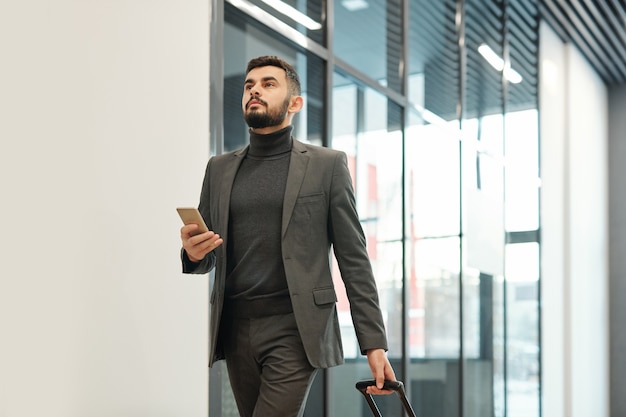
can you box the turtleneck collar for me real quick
[248,126,293,157]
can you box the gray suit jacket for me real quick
[183,137,388,368]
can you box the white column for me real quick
[539,21,609,417]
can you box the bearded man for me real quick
[180,55,395,417]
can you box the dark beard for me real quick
[244,98,290,129]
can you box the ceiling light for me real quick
[478,43,523,84]
[503,65,523,84]
[341,0,369,11]
[258,0,322,30]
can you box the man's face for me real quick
[242,66,292,130]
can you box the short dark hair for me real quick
[245,56,302,96]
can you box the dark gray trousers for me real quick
[222,311,318,417]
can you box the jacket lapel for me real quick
[217,147,247,239]
[282,139,309,238]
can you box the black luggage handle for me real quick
[355,380,417,417]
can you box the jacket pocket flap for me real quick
[313,287,337,305]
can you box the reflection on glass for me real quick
[334,0,402,92]
[329,71,403,417]
[233,0,324,45]
[408,0,459,121]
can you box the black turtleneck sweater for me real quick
[224,126,293,302]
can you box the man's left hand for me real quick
[365,348,396,395]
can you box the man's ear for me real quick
[288,95,304,114]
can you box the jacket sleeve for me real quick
[180,247,216,274]
[328,151,388,354]
[180,158,218,275]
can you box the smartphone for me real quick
[176,207,209,236]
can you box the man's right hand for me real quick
[180,224,223,262]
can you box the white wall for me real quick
[540,22,609,417]
[538,22,567,417]
[0,1,211,416]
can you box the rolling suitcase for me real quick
[355,380,417,417]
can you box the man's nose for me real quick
[249,84,261,96]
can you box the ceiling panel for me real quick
[541,0,626,85]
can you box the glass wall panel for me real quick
[505,2,540,416]
[408,0,459,122]
[405,110,461,239]
[462,1,506,416]
[328,71,404,417]
[412,237,461,358]
[505,242,540,417]
[404,3,462,415]
[408,236,461,416]
[214,1,543,416]
[334,0,403,93]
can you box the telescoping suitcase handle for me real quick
[355,380,417,417]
